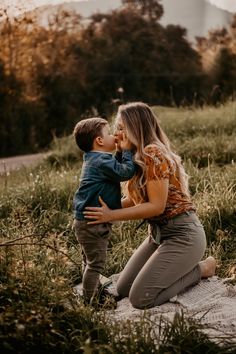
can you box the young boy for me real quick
[73,117,135,307]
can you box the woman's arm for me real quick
[121,197,135,208]
[84,178,169,224]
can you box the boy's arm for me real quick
[114,150,122,163]
[100,150,135,182]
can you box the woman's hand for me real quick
[83,196,113,224]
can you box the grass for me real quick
[1,101,236,353]
[154,102,236,139]
[154,102,236,166]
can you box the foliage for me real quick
[45,135,82,168]
[0,11,83,157]
[1,103,236,352]
[197,14,236,103]
[78,6,203,110]
[0,61,32,156]
[0,3,205,157]
[122,0,164,22]
[153,102,236,166]
[1,5,236,157]
[158,312,234,354]
[211,47,236,101]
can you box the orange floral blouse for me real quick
[144,144,195,221]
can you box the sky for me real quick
[1,0,236,17]
[1,0,87,16]
[208,0,236,12]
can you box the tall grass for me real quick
[1,102,236,353]
[155,102,236,138]
[155,102,236,166]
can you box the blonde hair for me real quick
[117,102,189,204]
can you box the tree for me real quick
[162,25,204,105]
[0,4,207,156]
[0,61,28,156]
[73,6,204,109]
[196,14,236,103]
[122,0,163,21]
[0,11,83,155]
[211,47,236,102]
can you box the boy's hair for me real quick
[73,117,108,152]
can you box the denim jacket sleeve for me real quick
[100,150,135,182]
[114,150,122,163]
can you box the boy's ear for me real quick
[94,136,104,146]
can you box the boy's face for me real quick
[101,124,116,152]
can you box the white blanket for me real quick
[107,275,236,341]
[74,275,236,341]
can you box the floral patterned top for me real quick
[144,144,195,221]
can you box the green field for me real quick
[1,103,236,353]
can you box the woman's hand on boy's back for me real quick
[84,196,113,224]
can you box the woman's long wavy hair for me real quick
[117,102,189,204]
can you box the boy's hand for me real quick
[115,136,122,152]
[120,132,133,151]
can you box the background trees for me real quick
[71,4,204,110]
[0,2,235,157]
[197,14,236,103]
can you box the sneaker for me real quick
[102,286,124,302]
[81,286,117,310]
[91,286,117,310]
[101,282,124,302]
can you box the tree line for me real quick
[0,0,236,157]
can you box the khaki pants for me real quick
[116,212,206,309]
[74,220,111,300]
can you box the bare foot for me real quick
[199,256,217,278]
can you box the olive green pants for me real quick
[116,212,206,309]
[74,220,111,300]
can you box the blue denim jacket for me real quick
[73,150,135,220]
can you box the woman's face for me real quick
[114,116,125,144]
[114,116,135,151]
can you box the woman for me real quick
[84,102,216,309]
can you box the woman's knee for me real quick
[129,288,154,309]
[129,296,146,309]
[116,278,129,297]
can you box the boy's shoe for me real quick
[78,277,123,310]
[100,281,124,302]
[80,287,117,310]
[91,286,118,310]
[101,285,124,302]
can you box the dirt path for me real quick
[0,153,45,174]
